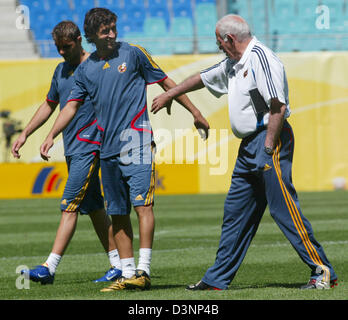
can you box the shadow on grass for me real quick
[231,282,304,290]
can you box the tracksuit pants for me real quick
[202,120,337,290]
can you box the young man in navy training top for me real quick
[40,8,210,291]
[12,21,122,285]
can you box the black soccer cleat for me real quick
[186,280,222,291]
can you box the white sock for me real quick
[121,257,136,279]
[137,248,152,276]
[44,253,61,275]
[108,249,121,270]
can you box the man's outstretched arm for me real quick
[40,100,81,161]
[11,100,57,159]
[153,74,209,139]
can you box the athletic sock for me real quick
[120,257,136,279]
[137,248,152,276]
[108,249,121,270]
[44,253,61,275]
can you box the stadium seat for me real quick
[38,41,60,58]
[143,17,171,55]
[230,0,248,16]
[145,39,173,56]
[81,35,94,52]
[195,3,217,24]
[97,0,124,10]
[196,0,216,3]
[71,0,95,14]
[123,7,145,24]
[147,2,170,27]
[46,0,71,11]
[148,0,168,9]
[195,15,217,54]
[124,0,145,10]
[118,20,144,37]
[123,32,149,49]
[172,0,193,19]
[144,17,167,36]
[170,17,194,54]
[25,0,51,11]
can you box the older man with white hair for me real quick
[151,14,337,290]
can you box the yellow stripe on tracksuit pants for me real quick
[200,121,336,290]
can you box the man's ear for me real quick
[226,34,235,44]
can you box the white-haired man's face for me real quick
[215,28,240,61]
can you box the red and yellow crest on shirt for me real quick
[118,62,127,73]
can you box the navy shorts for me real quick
[100,143,155,215]
[60,151,104,214]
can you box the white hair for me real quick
[216,14,252,42]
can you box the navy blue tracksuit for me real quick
[202,120,337,290]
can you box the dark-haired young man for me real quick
[12,21,121,285]
[40,8,209,291]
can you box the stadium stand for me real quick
[3,0,348,58]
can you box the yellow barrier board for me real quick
[1,52,348,198]
[0,162,198,199]
[0,162,67,199]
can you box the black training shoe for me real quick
[186,280,222,291]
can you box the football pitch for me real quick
[0,192,347,301]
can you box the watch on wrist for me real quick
[264,146,274,155]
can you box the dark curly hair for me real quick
[52,21,81,42]
[84,8,117,44]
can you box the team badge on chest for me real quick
[118,62,127,73]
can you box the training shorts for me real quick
[100,143,155,215]
[60,151,104,214]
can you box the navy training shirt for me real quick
[68,42,168,159]
[47,61,101,156]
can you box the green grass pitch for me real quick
[0,192,347,301]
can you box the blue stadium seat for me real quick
[123,32,148,48]
[71,0,95,14]
[32,24,53,40]
[144,17,167,36]
[82,35,94,52]
[196,0,215,3]
[170,17,194,54]
[196,19,214,36]
[52,8,74,22]
[98,0,124,10]
[172,0,193,18]
[143,17,171,55]
[231,0,248,16]
[118,20,144,37]
[46,0,71,11]
[148,0,168,9]
[39,41,61,58]
[196,19,217,53]
[25,0,51,11]
[197,39,217,54]
[144,39,173,56]
[124,0,145,10]
[123,7,145,24]
[147,6,170,28]
[195,3,217,24]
